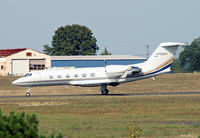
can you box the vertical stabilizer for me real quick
[139,42,186,74]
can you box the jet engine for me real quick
[105,65,142,78]
[105,65,129,78]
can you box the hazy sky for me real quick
[0,0,200,57]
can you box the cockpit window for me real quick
[24,73,32,77]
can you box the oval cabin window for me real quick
[57,75,62,78]
[90,73,95,77]
[82,73,87,77]
[74,74,78,77]
[49,75,53,79]
[66,74,70,78]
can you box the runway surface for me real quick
[1,91,200,99]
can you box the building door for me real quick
[12,59,29,75]
[29,59,45,71]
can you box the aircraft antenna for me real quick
[146,44,149,59]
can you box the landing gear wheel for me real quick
[26,92,30,97]
[101,89,109,95]
[100,84,109,95]
[26,88,31,97]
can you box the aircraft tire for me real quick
[101,89,109,95]
[26,92,30,97]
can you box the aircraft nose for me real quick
[12,80,18,85]
[12,79,21,86]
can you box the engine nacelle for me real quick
[105,65,142,78]
[105,65,128,78]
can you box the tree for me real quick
[0,110,63,138]
[43,24,99,55]
[101,47,111,55]
[171,59,184,73]
[0,110,39,137]
[179,37,200,72]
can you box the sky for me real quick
[0,0,200,57]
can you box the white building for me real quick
[0,48,51,76]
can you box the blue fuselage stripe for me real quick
[142,63,172,77]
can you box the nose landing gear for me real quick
[26,88,31,97]
[100,84,109,95]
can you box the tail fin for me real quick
[140,42,186,74]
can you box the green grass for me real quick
[1,73,200,137]
[1,96,200,137]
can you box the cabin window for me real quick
[1,65,3,70]
[66,74,70,78]
[49,75,53,79]
[90,73,95,77]
[57,75,62,78]
[26,52,32,56]
[82,73,87,77]
[74,74,78,77]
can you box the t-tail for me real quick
[137,42,186,76]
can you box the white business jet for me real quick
[12,42,185,97]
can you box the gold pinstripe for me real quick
[144,57,174,75]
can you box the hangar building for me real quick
[51,55,146,68]
[0,48,51,76]
[0,48,146,76]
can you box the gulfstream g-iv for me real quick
[12,42,186,97]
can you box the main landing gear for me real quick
[100,84,109,95]
[26,88,31,97]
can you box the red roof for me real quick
[0,48,27,57]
